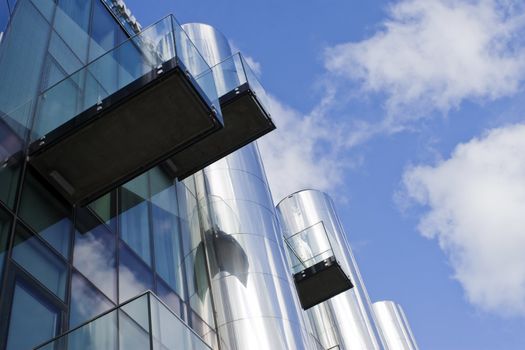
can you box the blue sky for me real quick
[127,1,525,348]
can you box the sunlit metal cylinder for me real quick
[373,301,418,350]
[183,23,312,350]
[277,189,384,350]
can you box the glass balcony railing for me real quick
[285,222,354,310]
[31,14,221,142]
[164,53,275,180]
[196,52,271,113]
[285,221,336,274]
[34,291,212,350]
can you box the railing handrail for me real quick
[33,290,212,350]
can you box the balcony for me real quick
[25,15,223,205]
[285,222,354,310]
[163,53,275,180]
[34,291,212,350]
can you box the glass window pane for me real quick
[54,0,91,63]
[87,190,116,232]
[89,0,118,60]
[0,0,50,114]
[6,281,60,350]
[32,0,55,22]
[41,56,66,90]
[119,242,153,303]
[48,32,83,75]
[12,225,68,300]
[0,206,11,279]
[152,187,184,297]
[0,153,22,209]
[120,174,151,267]
[19,170,72,258]
[156,279,182,318]
[70,271,114,328]
[74,207,117,302]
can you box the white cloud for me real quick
[325,0,525,117]
[402,123,525,316]
[257,94,357,203]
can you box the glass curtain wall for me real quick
[0,1,218,349]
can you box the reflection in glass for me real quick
[70,272,114,328]
[36,292,212,350]
[12,225,67,300]
[120,175,152,267]
[152,186,185,297]
[19,170,72,258]
[74,207,117,301]
[119,242,153,303]
[157,278,183,318]
[6,281,59,350]
[54,0,91,62]
[0,207,11,279]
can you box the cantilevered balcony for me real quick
[26,15,223,205]
[34,291,212,350]
[163,53,275,180]
[285,222,354,310]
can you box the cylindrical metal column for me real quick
[183,23,312,350]
[373,301,418,350]
[277,189,384,350]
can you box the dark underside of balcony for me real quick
[28,58,222,206]
[294,256,354,310]
[162,82,275,180]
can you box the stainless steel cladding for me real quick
[373,301,418,350]
[183,23,311,350]
[277,189,384,350]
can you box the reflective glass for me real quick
[156,278,182,318]
[41,56,67,90]
[285,221,334,273]
[6,281,60,350]
[31,0,55,22]
[19,170,72,258]
[119,296,151,350]
[87,190,116,232]
[0,99,28,209]
[36,293,211,350]
[0,0,50,114]
[120,174,151,266]
[54,0,91,63]
[0,0,9,33]
[70,271,114,328]
[0,206,10,279]
[185,248,214,327]
[12,225,67,300]
[152,185,184,297]
[89,0,120,61]
[119,242,153,303]
[48,32,83,76]
[74,207,117,301]
[150,294,212,350]
[32,15,222,140]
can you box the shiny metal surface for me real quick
[373,301,418,350]
[277,189,385,350]
[182,23,240,96]
[184,23,312,350]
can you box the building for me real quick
[0,1,417,349]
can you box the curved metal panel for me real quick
[184,24,313,350]
[373,301,419,350]
[277,189,384,350]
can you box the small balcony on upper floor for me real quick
[162,52,275,180]
[22,15,223,205]
[285,221,354,310]
[34,291,212,350]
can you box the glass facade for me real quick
[0,1,217,349]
